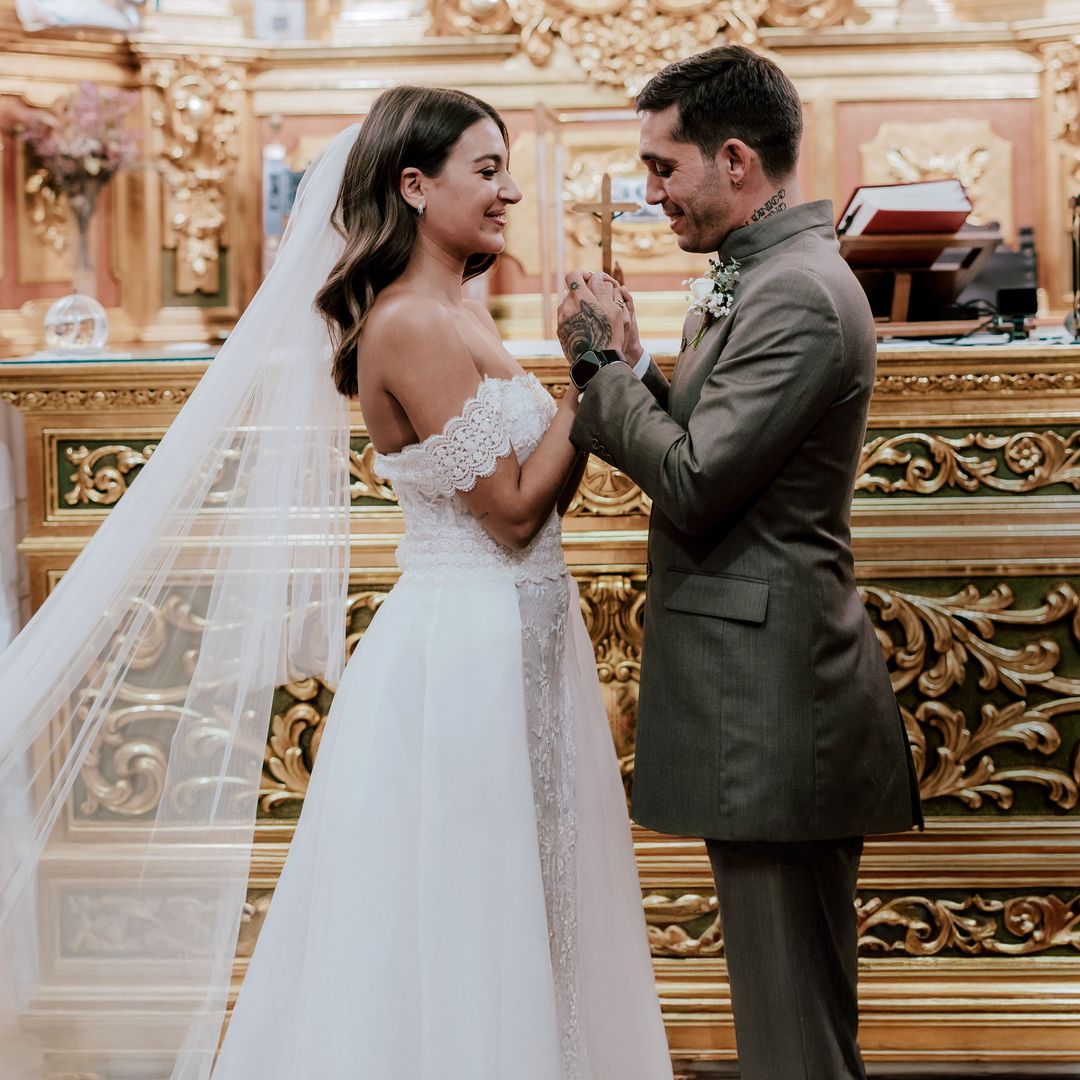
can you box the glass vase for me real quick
[69,185,100,299]
[41,181,110,354]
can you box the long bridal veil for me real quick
[0,123,359,1080]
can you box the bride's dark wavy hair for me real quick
[316,86,509,398]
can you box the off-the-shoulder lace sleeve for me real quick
[426,382,513,493]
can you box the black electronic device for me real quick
[953,225,1038,320]
[569,348,623,390]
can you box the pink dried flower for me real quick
[15,81,140,205]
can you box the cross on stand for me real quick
[570,172,640,278]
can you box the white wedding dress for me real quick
[212,373,673,1080]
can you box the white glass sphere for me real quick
[43,293,109,353]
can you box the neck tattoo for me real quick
[750,189,787,224]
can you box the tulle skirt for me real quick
[212,574,672,1079]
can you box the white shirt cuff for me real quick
[632,349,652,380]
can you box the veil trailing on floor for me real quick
[0,123,359,1080]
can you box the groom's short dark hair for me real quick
[636,45,803,182]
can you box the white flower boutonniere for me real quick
[683,256,741,349]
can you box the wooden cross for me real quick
[570,173,640,277]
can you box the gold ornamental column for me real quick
[129,44,262,342]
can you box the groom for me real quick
[557,45,922,1079]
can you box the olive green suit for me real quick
[570,201,921,1079]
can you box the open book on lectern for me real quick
[836,179,973,237]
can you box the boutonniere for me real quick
[683,256,740,349]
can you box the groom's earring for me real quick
[732,178,743,191]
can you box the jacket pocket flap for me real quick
[664,569,769,624]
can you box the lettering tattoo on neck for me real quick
[558,300,612,361]
[750,189,787,224]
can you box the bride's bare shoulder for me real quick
[363,290,445,350]
[361,292,479,393]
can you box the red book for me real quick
[837,179,972,237]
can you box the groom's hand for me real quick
[591,272,643,367]
[557,270,631,364]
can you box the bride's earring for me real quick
[416,199,426,219]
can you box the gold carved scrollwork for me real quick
[565,457,650,516]
[63,579,394,821]
[645,889,1080,958]
[858,894,1080,956]
[1045,39,1080,187]
[261,701,324,811]
[761,0,863,27]
[644,892,723,957]
[1046,40,1080,144]
[25,165,69,255]
[430,0,518,35]
[145,54,243,295]
[1,388,193,412]
[79,707,170,817]
[863,582,1080,810]
[63,442,158,507]
[578,574,645,795]
[430,0,860,91]
[349,442,396,503]
[858,429,1080,495]
[518,0,765,94]
[873,371,1080,395]
[259,590,389,813]
[76,595,208,818]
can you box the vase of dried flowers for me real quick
[18,82,139,299]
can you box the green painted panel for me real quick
[857,425,1080,499]
[865,576,1080,817]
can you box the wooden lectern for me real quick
[840,227,1001,336]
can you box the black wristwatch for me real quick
[570,348,624,390]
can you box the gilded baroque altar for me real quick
[3,0,1080,1068]
[3,337,1080,1069]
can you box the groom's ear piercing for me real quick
[732,178,743,190]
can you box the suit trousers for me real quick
[705,836,867,1080]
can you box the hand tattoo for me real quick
[558,300,612,361]
[750,189,786,223]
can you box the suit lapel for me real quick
[670,315,725,419]
[669,311,704,402]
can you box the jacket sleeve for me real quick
[569,268,844,535]
[640,356,670,411]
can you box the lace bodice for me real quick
[374,374,566,584]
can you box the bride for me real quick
[0,86,672,1080]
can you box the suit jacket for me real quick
[570,200,922,842]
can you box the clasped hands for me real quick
[556,270,643,369]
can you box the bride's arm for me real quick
[463,298,586,516]
[371,301,582,551]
